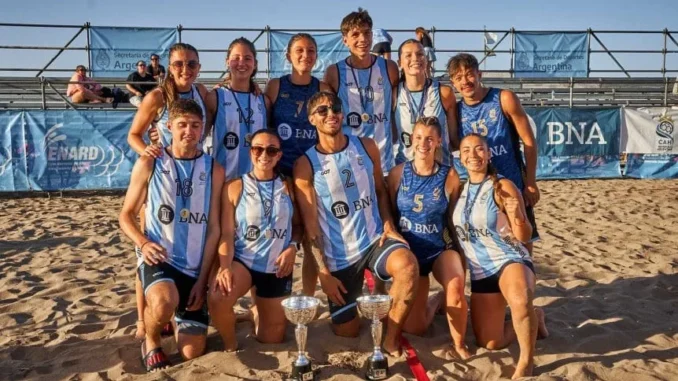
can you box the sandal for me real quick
[141,342,171,372]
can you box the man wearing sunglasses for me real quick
[293,91,419,356]
[126,60,158,107]
[146,54,166,81]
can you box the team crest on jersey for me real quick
[331,201,350,219]
[356,155,364,167]
[245,225,260,241]
[158,205,175,225]
[257,102,264,112]
[377,77,384,86]
[432,187,442,201]
[244,133,253,147]
[224,132,239,150]
[278,123,292,141]
[479,188,491,203]
[263,199,273,216]
[346,112,362,129]
[199,172,207,182]
[399,216,413,232]
[489,109,498,122]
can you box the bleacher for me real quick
[1,76,675,110]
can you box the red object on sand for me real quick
[363,270,430,381]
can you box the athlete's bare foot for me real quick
[134,320,146,340]
[512,359,534,379]
[535,307,549,339]
[382,337,402,358]
[447,344,472,360]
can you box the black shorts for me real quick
[525,205,540,242]
[328,238,409,324]
[139,262,209,335]
[470,260,535,294]
[372,42,391,55]
[416,253,441,277]
[233,257,293,298]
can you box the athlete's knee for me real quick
[332,318,360,338]
[506,287,533,317]
[390,251,419,281]
[179,339,206,360]
[479,337,507,351]
[257,322,287,344]
[444,278,465,307]
[403,318,429,336]
[146,289,178,319]
[207,289,237,311]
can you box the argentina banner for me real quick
[0,111,29,191]
[526,107,621,179]
[622,107,678,178]
[269,31,349,77]
[514,32,588,78]
[90,27,178,77]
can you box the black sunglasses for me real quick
[170,60,200,70]
[251,145,281,157]
[311,103,342,116]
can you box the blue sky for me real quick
[1,0,676,77]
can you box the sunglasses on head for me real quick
[311,103,342,116]
[170,60,200,70]
[250,145,281,157]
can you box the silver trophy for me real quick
[357,294,392,380]
[281,296,320,381]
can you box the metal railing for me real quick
[1,23,677,78]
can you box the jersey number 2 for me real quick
[341,169,356,188]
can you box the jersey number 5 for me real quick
[470,119,488,136]
[413,194,424,212]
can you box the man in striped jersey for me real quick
[294,91,418,356]
[120,99,225,372]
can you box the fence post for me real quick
[178,24,183,43]
[569,77,574,108]
[40,76,46,110]
[586,28,592,77]
[510,27,515,78]
[265,25,271,80]
[662,28,668,79]
[431,26,436,76]
[86,22,92,77]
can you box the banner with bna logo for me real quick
[90,27,178,77]
[526,107,622,179]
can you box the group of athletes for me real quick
[118,8,549,379]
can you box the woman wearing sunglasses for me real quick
[126,43,215,341]
[264,33,333,296]
[393,39,458,167]
[208,129,302,351]
[386,116,470,359]
[128,42,214,157]
[213,37,269,181]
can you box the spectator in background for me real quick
[67,65,113,104]
[415,27,436,77]
[372,28,393,60]
[146,54,166,81]
[126,60,158,107]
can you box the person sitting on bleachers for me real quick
[146,54,166,81]
[126,60,157,107]
[67,65,114,104]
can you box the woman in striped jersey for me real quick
[208,129,302,351]
[393,39,458,167]
[452,134,547,379]
[212,37,269,181]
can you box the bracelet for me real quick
[139,241,151,251]
[513,217,527,226]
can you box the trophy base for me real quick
[365,358,389,380]
[290,362,315,381]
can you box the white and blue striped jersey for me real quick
[394,80,451,166]
[145,151,214,278]
[155,85,207,147]
[304,136,383,272]
[234,174,293,274]
[213,88,267,181]
[336,56,394,173]
[452,176,530,281]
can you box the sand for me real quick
[1,179,677,380]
